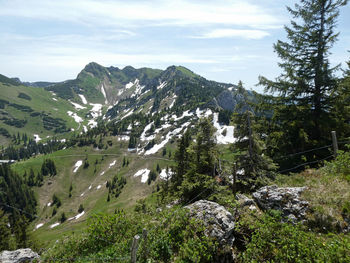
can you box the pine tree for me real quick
[0,209,11,250]
[259,0,347,155]
[177,118,218,203]
[28,169,35,186]
[60,212,67,223]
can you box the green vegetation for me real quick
[0,164,37,250]
[43,208,218,262]
[237,211,350,262]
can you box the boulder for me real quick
[185,200,235,246]
[252,185,308,222]
[0,248,39,263]
[236,194,259,212]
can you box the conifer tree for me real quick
[259,0,347,155]
[177,118,218,203]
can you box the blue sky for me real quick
[0,0,349,92]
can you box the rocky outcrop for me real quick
[185,200,235,246]
[0,248,39,263]
[252,185,309,222]
[236,193,258,211]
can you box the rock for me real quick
[252,185,308,222]
[236,194,256,207]
[185,200,235,246]
[0,248,39,263]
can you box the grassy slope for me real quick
[11,136,174,247]
[273,169,350,229]
[0,82,79,144]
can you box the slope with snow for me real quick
[73,160,83,173]
[212,113,236,144]
[78,94,88,104]
[134,169,150,183]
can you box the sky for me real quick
[0,0,349,93]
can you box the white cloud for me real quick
[0,0,283,29]
[192,29,270,39]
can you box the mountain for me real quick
[0,74,80,146]
[0,63,256,246]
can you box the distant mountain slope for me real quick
[0,74,82,145]
[0,62,255,151]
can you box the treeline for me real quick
[0,164,37,250]
[0,138,65,161]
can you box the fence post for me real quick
[142,228,149,259]
[331,131,338,158]
[131,234,140,263]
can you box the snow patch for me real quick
[172,110,193,122]
[159,168,173,180]
[125,81,134,89]
[68,211,85,221]
[35,223,44,229]
[100,171,105,176]
[121,109,134,120]
[196,108,213,118]
[144,122,190,155]
[88,185,92,190]
[96,185,102,190]
[100,85,108,104]
[109,160,116,167]
[75,211,85,219]
[67,111,83,123]
[50,222,60,229]
[213,113,236,144]
[140,122,154,141]
[83,125,88,133]
[88,119,98,128]
[70,101,86,110]
[134,169,150,183]
[89,103,102,118]
[73,160,83,173]
[118,135,130,141]
[33,134,41,143]
[47,202,51,207]
[157,81,167,90]
[78,94,88,104]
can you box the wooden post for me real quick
[331,131,338,158]
[131,234,140,263]
[233,162,237,196]
[142,228,149,259]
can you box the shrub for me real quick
[237,212,350,262]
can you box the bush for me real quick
[237,212,350,262]
[323,146,350,181]
[43,208,219,262]
[78,204,84,213]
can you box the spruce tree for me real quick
[259,0,347,155]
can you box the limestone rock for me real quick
[185,200,235,246]
[0,248,39,263]
[252,185,308,222]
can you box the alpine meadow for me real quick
[1,0,350,262]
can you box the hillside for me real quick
[0,63,252,248]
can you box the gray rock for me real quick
[185,200,235,246]
[236,194,255,207]
[252,185,308,222]
[0,248,39,263]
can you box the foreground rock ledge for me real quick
[252,185,309,222]
[0,248,39,263]
[185,200,235,246]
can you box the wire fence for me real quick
[1,138,348,261]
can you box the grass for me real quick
[0,82,85,145]
[273,169,350,231]
[10,137,174,247]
